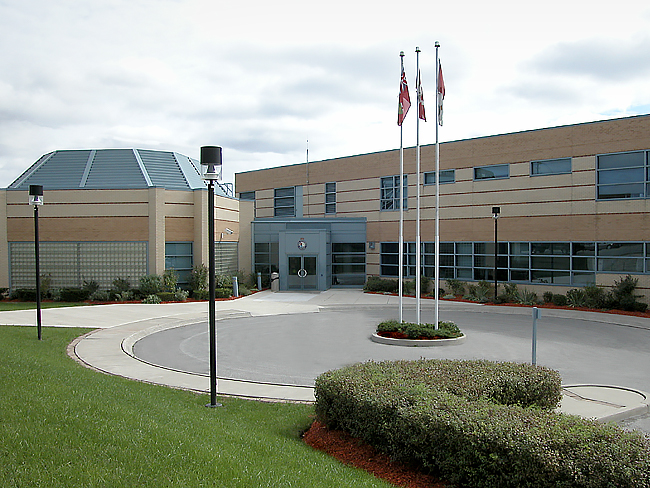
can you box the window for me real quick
[331,242,365,285]
[165,242,193,286]
[597,242,644,273]
[325,182,336,214]
[474,164,509,180]
[254,241,279,277]
[377,240,650,285]
[424,169,455,185]
[380,175,407,210]
[531,158,571,176]
[597,151,647,200]
[239,191,255,201]
[274,187,295,217]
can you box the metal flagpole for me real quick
[399,52,405,324]
[415,46,421,325]
[434,41,441,329]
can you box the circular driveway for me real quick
[133,304,650,395]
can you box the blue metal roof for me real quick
[7,149,232,195]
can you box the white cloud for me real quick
[1,0,650,187]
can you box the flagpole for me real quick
[434,41,440,330]
[399,51,405,324]
[415,46,421,325]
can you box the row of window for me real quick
[380,241,650,286]
[242,149,650,215]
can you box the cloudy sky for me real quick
[1,0,649,188]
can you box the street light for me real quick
[201,146,223,408]
[492,206,500,301]
[29,185,44,340]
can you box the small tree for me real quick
[188,264,208,293]
[139,274,162,296]
[162,269,178,292]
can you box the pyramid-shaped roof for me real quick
[7,149,231,195]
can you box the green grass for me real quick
[0,326,392,487]
[0,301,86,311]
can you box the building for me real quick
[0,149,239,291]
[235,115,650,298]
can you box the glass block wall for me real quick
[10,241,148,290]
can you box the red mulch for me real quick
[303,420,452,488]
[365,292,650,319]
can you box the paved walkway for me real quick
[2,290,649,425]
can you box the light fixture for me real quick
[492,207,500,301]
[29,185,44,340]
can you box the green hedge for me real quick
[314,360,650,488]
[377,319,462,339]
[59,288,91,302]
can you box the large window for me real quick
[380,175,407,211]
[331,242,365,285]
[378,241,650,285]
[325,182,336,214]
[165,242,193,286]
[424,169,455,185]
[254,242,279,279]
[474,164,509,181]
[597,150,647,200]
[274,187,295,217]
[239,191,255,201]
[531,158,571,176]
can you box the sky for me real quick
[1,0,650,188]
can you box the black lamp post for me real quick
[492,206,500,301]
[29,185,44,340]
[201,146,223,408]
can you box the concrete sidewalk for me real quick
[3,289,649,422]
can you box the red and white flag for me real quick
[417,70,426,121]
[398,66,411,126]
[437,63,445,126]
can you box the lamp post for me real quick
[201,146,223,408]
[29,185,44,340]
[492,206,500,301]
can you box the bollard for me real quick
[257,271,262,291]
[232,276,239,297]
[532,307,541,365]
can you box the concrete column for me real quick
[193,189,208,268]
[148,187,166,275]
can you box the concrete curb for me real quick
[370,332,467,347]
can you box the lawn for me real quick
[0,326,392,487]
[0,301,86,311]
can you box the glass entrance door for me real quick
[287,255,317,290]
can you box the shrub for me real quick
[192,289,209,300]
[518,289,539,306]
[542,291,553,303]
[583,284,606,309]
[59,288,90,302]
[606,275,648,312]
[139,274,162,295]
[174,288,189,301]
[501,282,520,303]
[216,274,232,289]
[90,290,110,302]
[188,264,208,292]
[467,281,491,302]
[142,294,161,304]
[445,279,465,296]
[82,280,100,296]
[156,292,176,302]
[111,277,131,294]
[566,288,587,307]
[377,320,462,339]
[315,360,649,488]
[215,288,232,298]
[11,289,38,301]
[161,269,178,293]
[364,276,399,293]
[551,293,568,306]
[115,291,133,302]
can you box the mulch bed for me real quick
[303,420,452,488]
